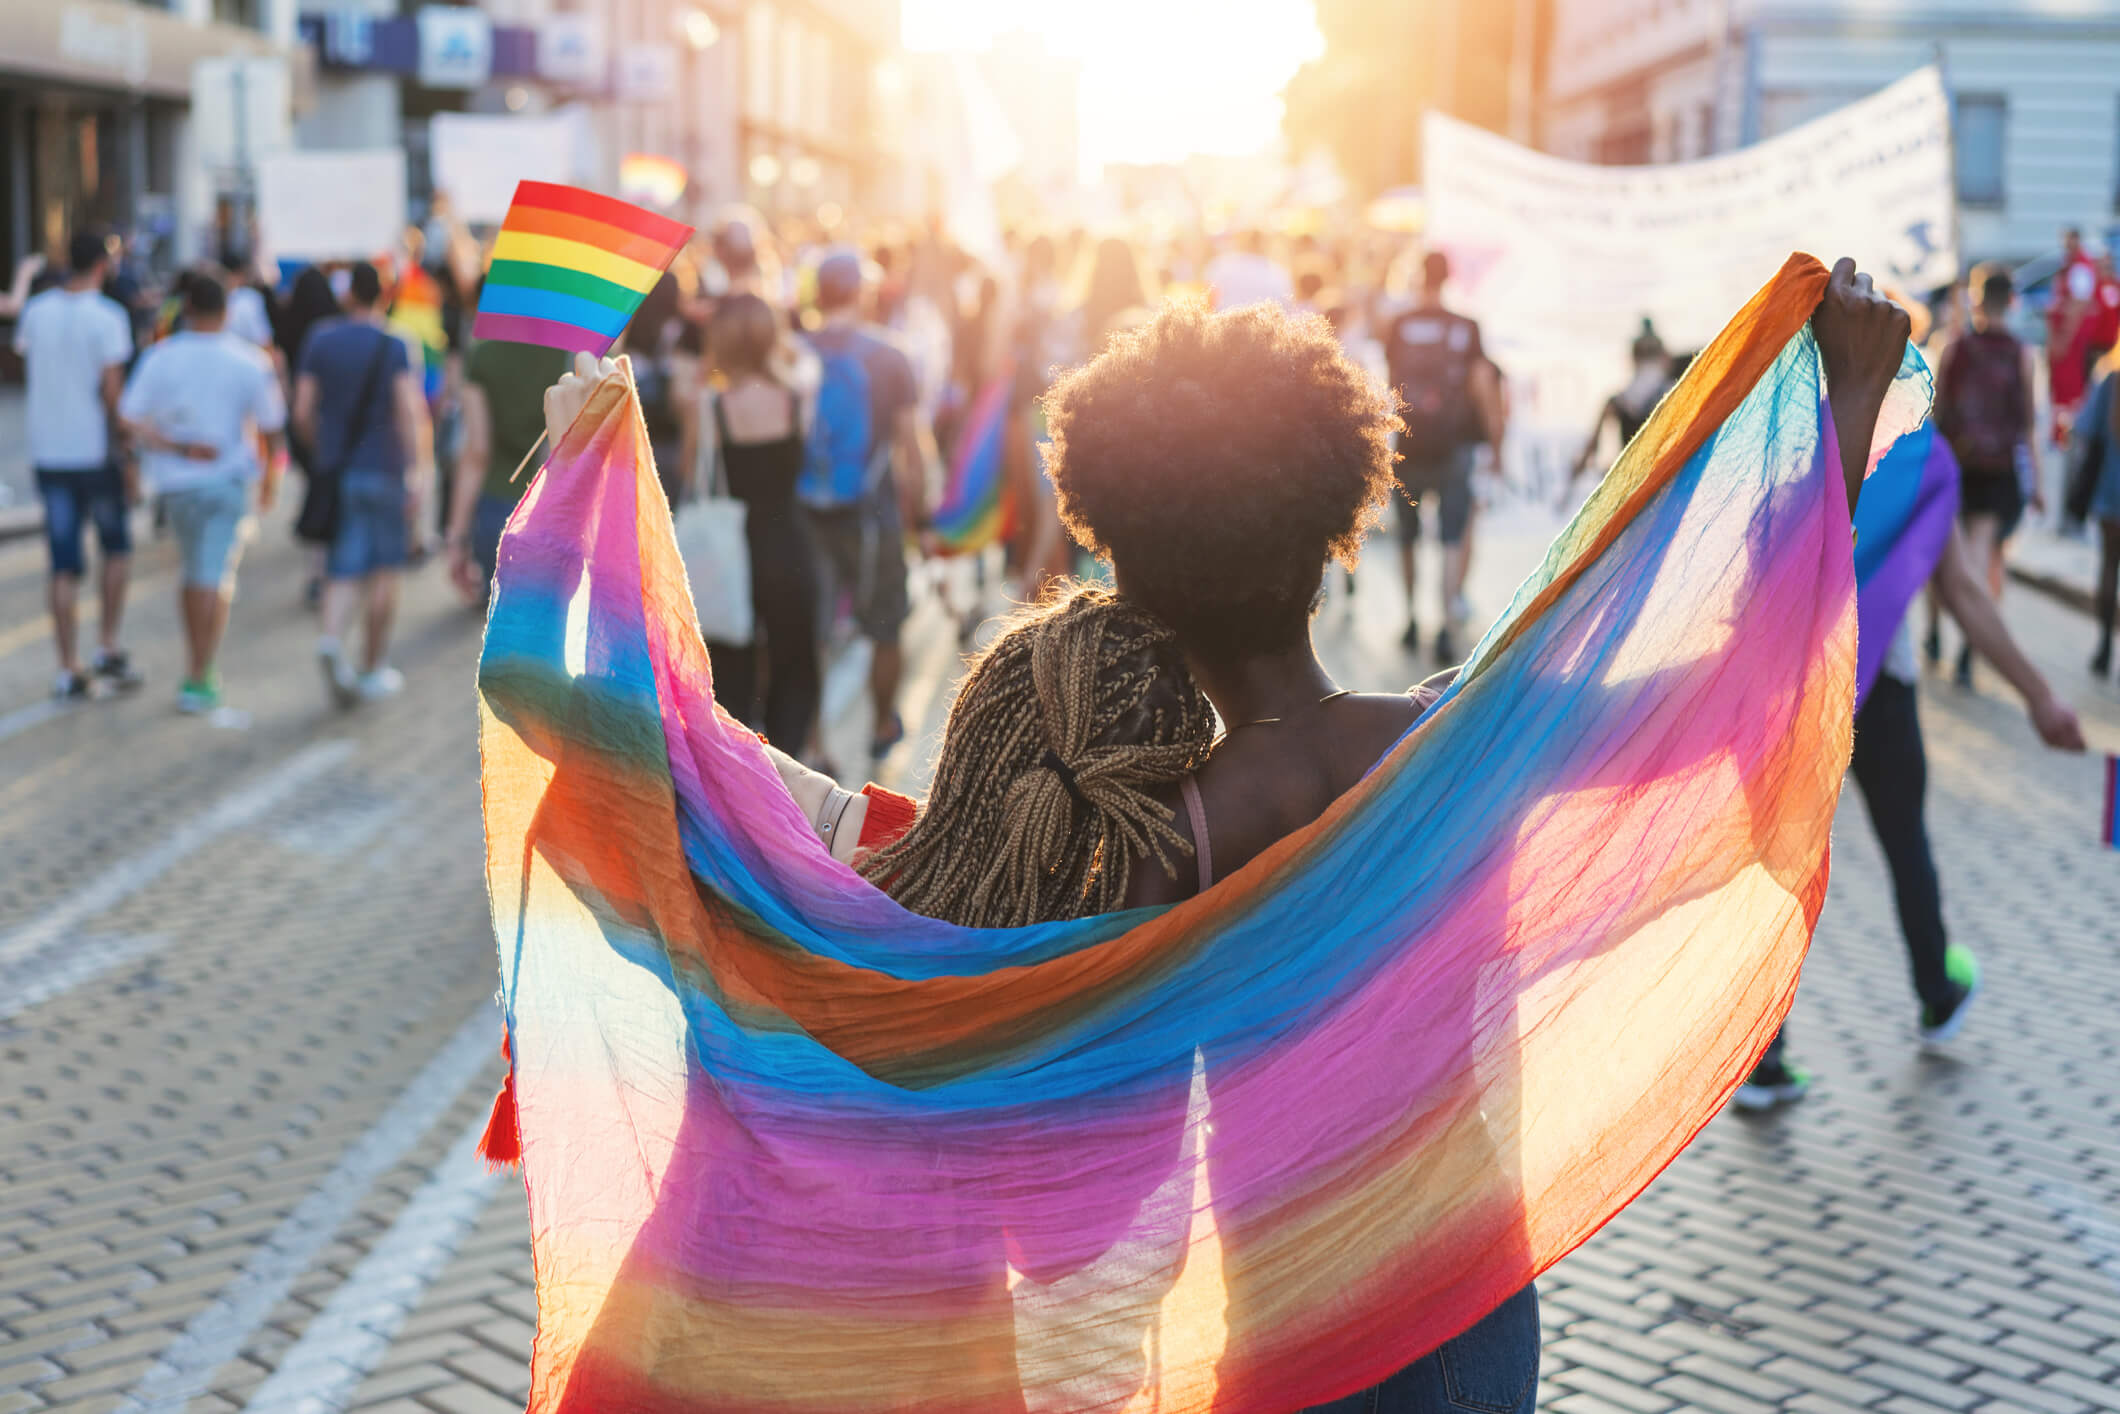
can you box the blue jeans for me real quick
[1304,1285,1540,1414]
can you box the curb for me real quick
[0,508,39,544]
[2006,562,2095,617]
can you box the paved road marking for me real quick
[0,932,167,1024]
[2035,1180,2120,1294]
[0,739,355,978]
[116,1006,500,1414]
[0,695,69,743]
[241,1116,505,1414]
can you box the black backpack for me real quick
[1388,309,1479,453]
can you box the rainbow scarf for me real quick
[1850,422,1958,706]
[478,256,1929,1414]
[931,366,1017,553]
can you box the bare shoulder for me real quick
[717,379,796,441]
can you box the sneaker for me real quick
[1954,644,1974,689]
[317,637,358,709]
[1922,625,1942,666]
[91,649,143,693]
[356,664,406,703]
[53,669,91,700]
[1432,627,1458,665]
[1731,1058,1813,1112]
[1918,944,1980,1046]
[176,678,220,715]
[1400,618,1422,651]
[2093,645,2113,679]
[869,711,905,761]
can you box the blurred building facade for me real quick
[1542,0,2120,261]
[0,0,311,273]
[736,0,901,223]
[1283,0,1550,197]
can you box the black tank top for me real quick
[713,388,805,516]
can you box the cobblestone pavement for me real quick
[2,494,2118,1414]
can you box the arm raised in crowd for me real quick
[1811,258,1915,515]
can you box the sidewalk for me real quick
[2008,523,2101,615]
[0,384,34,540]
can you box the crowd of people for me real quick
[11,182,2120,1414]
[10,208,1528,759]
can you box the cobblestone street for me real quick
[3,495,2118,1414]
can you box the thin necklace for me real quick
[1217,688,1353,738]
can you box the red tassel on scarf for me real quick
[478,1033,523,1170]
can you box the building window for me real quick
[1955,94,2006,207]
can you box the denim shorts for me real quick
[36,464,133,576]
[1395,446,1476,549]
[327,469,410,579]
[163,478,253,590]
[470,492,515,593]
[1303,1285,1540,1414]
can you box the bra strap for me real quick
[1178,776,1213,893]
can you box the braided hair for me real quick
[862,586,1215,928]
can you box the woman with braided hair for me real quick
[767,583,1217,928]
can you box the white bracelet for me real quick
[813,785,853,842]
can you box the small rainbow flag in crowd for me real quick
[392,262,448,406]
[929,365,1015,553]
[474,181,692,355]
[618,153,688,212]
[2103,754,2118,848]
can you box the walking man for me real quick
[13,229,142,699]
[801,249,937,762]
[119,276,286,717]
[1384,250,1505,663]
[292,262,432,706]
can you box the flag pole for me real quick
[508,430,548,484]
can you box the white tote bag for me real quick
[674,403,754,645]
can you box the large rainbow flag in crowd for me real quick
[1850,421,1959,704]
[477,255,1929,1414]
[930,365,1017,553]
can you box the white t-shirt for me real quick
[226,284,275,348]
[13,286,133,469]
[1204,252,1294,312]
[1881,614,1919,686]
[119,331,286,493]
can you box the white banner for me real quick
[257,149,406,261]
[431,110,595,226]
[1423,66,1956,493]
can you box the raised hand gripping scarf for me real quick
[479,255,1929,1414]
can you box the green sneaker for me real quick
[1919,945,1980,1045]
[176,678,221,715]
[1732,1058,1812,1112]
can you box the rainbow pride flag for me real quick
[2103,754,2118,848]
[1851,421,1959,706]
[930,365,1015,553]
[473,181,692,354]
[392,262,448,406]
[478,255,1930,1414]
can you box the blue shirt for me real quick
[299,318,410,477]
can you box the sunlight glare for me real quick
[901,0,1324,174]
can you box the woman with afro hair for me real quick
[1039,264,1913,1412]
